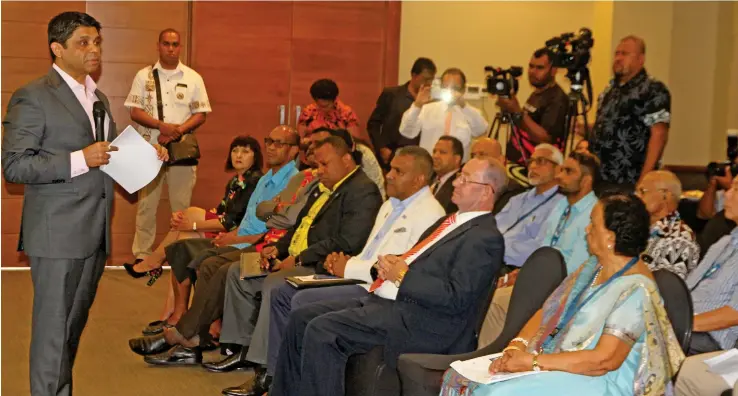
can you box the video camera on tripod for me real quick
[545,28,595,154]
[484,66,523,98]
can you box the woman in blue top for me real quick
[441,193,685,396]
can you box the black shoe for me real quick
[123,259,145,278]
[202,348,255,373]
[221,368,272,396]
[200,338,219,352]
[128,334,173,356]
[144,345,202,366]
[142,320,174,336]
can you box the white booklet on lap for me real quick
[705,348,738,388]
[450,352,545,385]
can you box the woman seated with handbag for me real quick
[123,135,263,285]
[440,193,685,396]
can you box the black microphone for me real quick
[92,101,106,143]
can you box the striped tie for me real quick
[369,213,457,292]
[443,109,453,135]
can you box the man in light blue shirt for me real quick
[496,144,563,267]
[538,151,600,273]
[685,176,738,356]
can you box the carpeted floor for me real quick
[1,269,253,396]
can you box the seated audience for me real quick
[431,136,463,214]
[399,67,488,161]
[675,352,737,396]
[685,176,738,357]
[123,136,264,285]
[310,127,385,199]
[198,137,382,377]
[496,143,563,269]
[220,146,445,395]
[635,170,700,279]
[470,137,504,164]
[269,158,507,396]
[132,126,299,336]
[441,193,685,396]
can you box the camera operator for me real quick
[496,48,569,166]
[588,35,671,190]
[399,67,488,161]
[698,165,734,220]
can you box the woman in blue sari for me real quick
[441,193,685,396]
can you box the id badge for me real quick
[175,83,188,103]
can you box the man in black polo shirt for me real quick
[497,48,569,167]
[367,57,436,169]
[589,35,671,190]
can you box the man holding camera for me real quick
[496,48,569,166]
[399,68,488,162]
[588,35,671,189]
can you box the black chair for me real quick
[397,247,567,396]
[652,269,694,354]
[344,272,500,396]
[698,210,735,260]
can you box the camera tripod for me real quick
[490,110,529,163]
[562,66,594,155]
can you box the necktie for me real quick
[369,213,457,292]
[443,109,453,136]
[431,177,441,195]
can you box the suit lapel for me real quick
[312,171,359,224]
[47,68,93,137]
[410,217,479,264]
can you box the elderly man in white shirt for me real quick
[218,146,445,396]
[399,67,489,161]
[124,28,212,264]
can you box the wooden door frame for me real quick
[383,1,402,87]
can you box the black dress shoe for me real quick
[128,334,173,356]
[221,367,272,396]
[144,345,202,366]
[202,348,255,373]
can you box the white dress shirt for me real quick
[52,64,109,178]
[399,101,488,161]
[125,61,212,144]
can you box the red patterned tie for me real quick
[369,213,457,292]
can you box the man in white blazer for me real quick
[221,146,445,396]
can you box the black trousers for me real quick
[174,246,255,340]
[270,295,392,396]
[29,249,107,396]
[687,332,722,356]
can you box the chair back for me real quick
[485,247,568,352]
[652,269,693,353]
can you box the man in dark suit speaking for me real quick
[1,12,166,396]
[270,157,507,396]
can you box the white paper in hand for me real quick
[450,353,543,385]
[100,126,163,194]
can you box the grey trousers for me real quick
[220,263,314,364]
[29,250,107,396]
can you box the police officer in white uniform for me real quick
[124,28,212,263]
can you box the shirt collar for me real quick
[651,210,680,234]
[153,61,183,75]
[265,160,297,186]
[437,169,459,187]
[389,185,429,209]
[616,68,648,90]
[729,227,738,247]
[53,63,97,94]
[570,191,597,213]
[533,184,558,198]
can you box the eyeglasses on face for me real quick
[456,173,496,194]
[264,137,297,149]
[526,157,557,167]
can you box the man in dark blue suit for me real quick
[268,158,507,396]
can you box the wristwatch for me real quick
[394,269,407,288]
[532,354,541,372]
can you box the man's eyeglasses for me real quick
[456,173,496,194]
[636,187,668,196]
[264,138,297,149]
[526,157,558,167]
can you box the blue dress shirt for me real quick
[539,191,597,273]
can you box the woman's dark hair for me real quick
[600,192,650,257]
[309,79,339,101]
[225,135,263,172]
[48,12,101,61]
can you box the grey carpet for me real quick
[1,269,253,395]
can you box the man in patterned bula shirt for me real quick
[589,36,671,189]
[636,170,700,279]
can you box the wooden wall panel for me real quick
[188,1,293,209]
